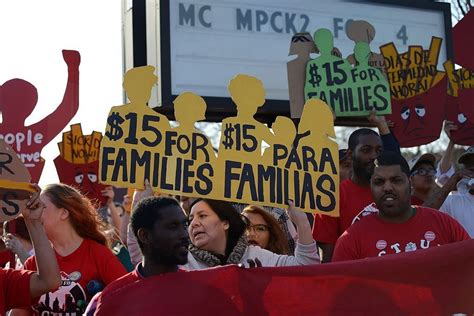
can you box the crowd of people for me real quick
[1,116,473,315]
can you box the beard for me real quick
[352,158,374,181]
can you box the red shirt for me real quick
[333,206,471,262]
[86,265,143,316]
[94,268,185,316]
[0,268,33,313]
[410,195,424,205]
[100,264,143,297]
[0,250,14,268]
[24,239,127,315]
[313,179,373,244]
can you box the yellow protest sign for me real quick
[100,68,339,215]
[380,37,445,99]
[444,60,474,97]
[58,124,102,164]
[0,139,35,221]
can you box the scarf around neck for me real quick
[189,235,248,267]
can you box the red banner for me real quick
[96,239,474,315]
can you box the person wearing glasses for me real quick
[242,205,290,255]
[184,198,319,269]
[407,153,439,205]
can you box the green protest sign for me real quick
[304,29,391,117]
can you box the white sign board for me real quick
[129,0,451,120]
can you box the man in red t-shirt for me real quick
[1,185,61,314]
[333,152,470,262]
[91,196,189,315]
[313,115,399,262]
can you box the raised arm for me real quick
[23,185,61,298]
[423,169,474,209]
[368,110,400,154]
[437,121,457,185]
[287,200,313,245]
[33,50,81,144]
[102,186,121,233]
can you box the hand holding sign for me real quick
[0,139,35,222]
[23,184,43,221]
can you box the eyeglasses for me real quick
[411,168,436,176]
[246,224,269,234]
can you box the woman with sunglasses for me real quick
[242,205,290,255]
[184,198,319,269]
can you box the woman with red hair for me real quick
[12,183,126,316]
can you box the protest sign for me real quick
[444,60,474,97]
[100,68,339,215]
[0,50,80,182]
[287,32,316,119]
[452,9,474,72]
[55,124,108,206]
[446,95,474,146]
[381,38,448,147]
[444,60,474,145]
[345,20,386,77]
[0,139,35,221]
[380,37,444,100]
[387,77,447,147]
[304,28,390,117]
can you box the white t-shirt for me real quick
[440,193,474,237]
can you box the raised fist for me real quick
[62,49,81,68]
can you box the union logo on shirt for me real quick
[377,231,439,256]
[33,271,87,315]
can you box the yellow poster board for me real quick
[444,60,474,96]
[0,139,35,221]
[100,67,339,215]
[380,37,445,99]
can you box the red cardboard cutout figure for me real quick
[0,50,80,182]
[446,94,474,146]
[54,157,107,206]
[386,77,447,147]
[459,88,474,124]
[54,124,106,206]
[453,10,474,71]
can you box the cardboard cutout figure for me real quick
[0,139,35,221]
[296,99,338,211]
[452,9,474,72]
[381,38,447,147]
[346,20,386,76]
[444,60,474,124]
[54,124,107,206]
[305,28,390,117]
[446,95,474,146]
[0,50,80,182]
[100,69,339,215]
[100,66,171,189]
[387,77,447,147]
[287,32,317,119]
[444,60,474,97]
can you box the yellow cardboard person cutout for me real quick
[0,139,35,221]
[100,69,339,215]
